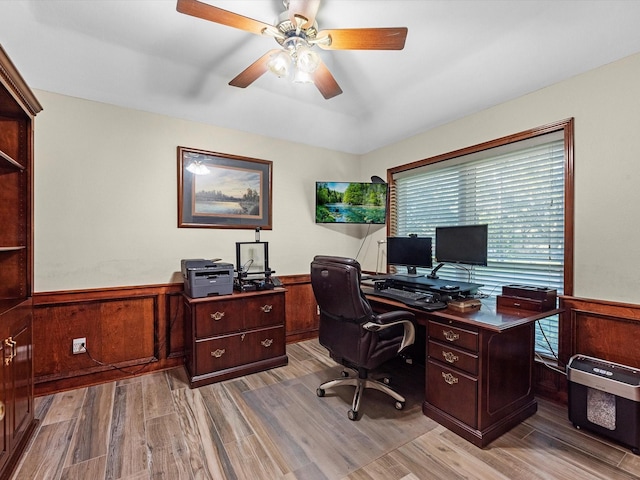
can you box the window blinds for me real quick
[392,136,565,357]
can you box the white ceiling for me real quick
[2,0,640,154]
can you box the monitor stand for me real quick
[427,262,444,279]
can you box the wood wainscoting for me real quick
[32,275,319,395]
[33,284,186,395]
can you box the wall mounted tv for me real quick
[315,181,387,224]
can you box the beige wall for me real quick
[35,51,640,304]
[361,52,640,304]
[33,92,364,291]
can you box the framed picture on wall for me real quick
[178,146,273,229]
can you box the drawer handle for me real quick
[261,304,273,313]
[0,401,4,421]
[211,348,226,358]
[442,372,459,385]
[210,311,225,321]
[442,330,460,342]
[442,351,459,364]
[261,338,273,348]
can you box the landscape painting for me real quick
[178,147,272,229]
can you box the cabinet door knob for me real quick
[261,304,273,313]
[211,348,226,358]
[210,311,225,321]
[442,372,459,385]
[442,330,459,342]
[442,351,459,363]
[261,338,273,348]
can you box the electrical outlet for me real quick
[72,337,86,354]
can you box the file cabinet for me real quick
[183,289,288,388]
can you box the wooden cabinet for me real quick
[424,316,537,448]
[0,45,41,478]
[183,290,288,388]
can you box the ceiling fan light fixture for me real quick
[292,69,314,84]
[267,50,292,77]
[296,45,320,73]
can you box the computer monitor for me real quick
[435,224,488,266]
[387,236,433,275]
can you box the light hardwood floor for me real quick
[11,339,640,479]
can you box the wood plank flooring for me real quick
[10,339,640,479]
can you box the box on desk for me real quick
[497,284,557,312]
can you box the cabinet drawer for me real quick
[428,340,478,375]
[193,326,285,375]
[241,325,286,364]
[427,359,478,428]
[243,294,284,330]
[195,300,243,337]
[429,321,478,352]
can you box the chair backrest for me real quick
[310,255,374,323]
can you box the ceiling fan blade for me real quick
[313,60,342,99]
[229,50,280,88]
[316,27,408,50]
[288,0,321,29]
[177,0,272,35]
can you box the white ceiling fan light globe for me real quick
[296,45,320,73]
[267,50,292,78]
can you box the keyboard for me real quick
[375,287,430,301]
[367,287,448,311]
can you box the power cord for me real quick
[535,318,567,376]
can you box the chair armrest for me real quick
[363,311,416,353]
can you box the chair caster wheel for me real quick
[395,401,405,410]
[316,388,325,397]
[382,377,391,385]
[348,409,358,421]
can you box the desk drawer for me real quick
[429,321,478,352]
[427,359,478,428]
[428,340,478,375]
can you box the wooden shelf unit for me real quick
[0,44,42,479]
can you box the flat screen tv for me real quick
[315,181,387,224]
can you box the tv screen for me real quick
[315,181,387,224]
[387,236,433,274]
[435,224,488,266]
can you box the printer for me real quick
[181,259,234,298]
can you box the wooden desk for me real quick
[364,288,561,448]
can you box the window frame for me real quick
[386,118,574,360]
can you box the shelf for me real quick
[0,246,26,252]
[0,148,23,170]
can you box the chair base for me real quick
[316,370,405,420]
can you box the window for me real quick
[389,120,574,359]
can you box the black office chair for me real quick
[310,255,416,420]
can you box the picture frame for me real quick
[178,147,273,229]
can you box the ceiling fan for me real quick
[176,0,408,99]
